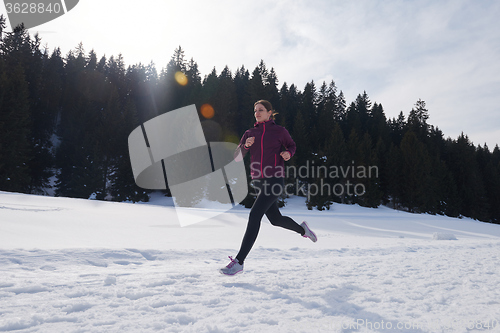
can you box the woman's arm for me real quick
[234,132,250,162]
[281,128,296,158]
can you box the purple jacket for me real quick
[236,119,296,179]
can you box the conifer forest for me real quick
[1,18,499,223]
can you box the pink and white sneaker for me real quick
[219,256,243,275]
[301,221,317,242]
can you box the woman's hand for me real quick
[280,151,291,161]
[245,137,255,148]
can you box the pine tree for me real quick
[324,122,348,204]
[55,46,94,198]
[389,111,406,146]
[408,99,430,145]
[0,15,5,38]
[375,137,389,204]
[399,131,432,212]
[316,81,337,153]
[248,65,267,102]
[202,65,238,141]
[476,144,497,222]
[337,91,347,122]
[55,44,126,199]
[265,67,280,110]
[301,81,317,134]
[345,92,371,137]
[0,25,33,192]
[292,110,308,170]
[386,143,403,209]
[27,47,65,193]
[279,83,300,131]
[433,157,461,217]
[368,102,389,145]
[344,128,362,204]
[184,58,202,106]
[445,134,489,220]
[127,63,152,123]
[0,58,32,192]
[160,46,188,112]
[108,96,148,202]
[488,145,500,223]
[0,24,59,193]
[356,133,382,208]
[233,65,252,134]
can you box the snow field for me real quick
[1,191,500,332]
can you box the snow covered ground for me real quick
[1,191,500,332]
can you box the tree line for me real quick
[1,19,499,223]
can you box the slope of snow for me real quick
[1,191,500,332]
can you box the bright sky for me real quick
[2,0,499,148]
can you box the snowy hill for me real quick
[1,191,500,332]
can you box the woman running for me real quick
[220,100,317,275]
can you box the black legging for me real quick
[236,177,305,264]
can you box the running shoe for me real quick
[219,256,243,275]
[301,221,317,242]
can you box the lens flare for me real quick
[224,134,240,144]
[175,71,188,86]
[201,104,215,119]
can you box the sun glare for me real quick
[175,71,188,86]
[201,104,215,119]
